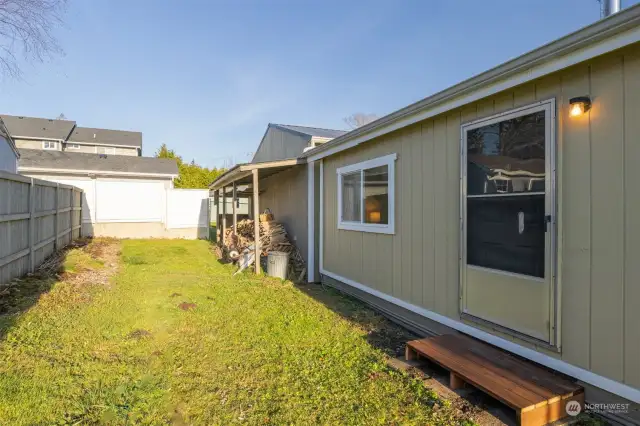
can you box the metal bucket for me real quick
[267,251,289,280]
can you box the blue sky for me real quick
[2,0,637,168]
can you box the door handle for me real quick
[544,215,552,232]
[518,211,525,234]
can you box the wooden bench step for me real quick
[406,334,584,426]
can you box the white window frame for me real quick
[67,143,80,149]
[336,153,396,234]
[97,146,116,155]
[42,141,57,150]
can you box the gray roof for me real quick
[18,149,178,176]
[1,114,76,140]
[69,127,142,148]
[272,124,347,139]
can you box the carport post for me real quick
[222,186,227,245]
[232,182,237,234]
[252,169,260,274]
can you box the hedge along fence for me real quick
[0,170,83,285]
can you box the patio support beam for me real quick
[232,182,237,234]
[222,185,227,246]
[252,169,260,274]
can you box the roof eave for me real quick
[209,158,305,190]
[18,166,178,178]
[303,3,640,161]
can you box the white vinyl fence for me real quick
[0,171,83,284]
[166,189,209,229]
[23,175,210,238]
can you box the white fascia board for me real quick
[320,268,640,404]
[14,135,65,142]
[306,16,640,162]
[19,167,177,179]
[68,141,140,149]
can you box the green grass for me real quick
[0,239,471,425]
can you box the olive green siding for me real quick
[322,44,640,389]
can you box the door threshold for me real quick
[460,312,559,353]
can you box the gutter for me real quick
[209,158,305,190]
[18,166,178,179]
[302,3,640,161]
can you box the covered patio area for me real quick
[209,158,307,274]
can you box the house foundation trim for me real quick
[319,267,640,404]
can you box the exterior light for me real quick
[569,96,591,117]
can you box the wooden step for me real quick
[406,334,584,426]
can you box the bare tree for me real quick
[55,112,65,119]
[343,112,378,129]
[0,0,67,78]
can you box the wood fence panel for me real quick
[0,171,83,285]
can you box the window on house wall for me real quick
[337,153,396,234]
[464,105,550,278]
[67,143,80,149]
[42,141,57,150]
[97,146,116,155]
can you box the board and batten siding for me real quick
[252,127,310,163]
[259,165,309,263]
[322,43,640,389]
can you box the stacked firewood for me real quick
[221,219,306,282]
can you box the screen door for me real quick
[460,100,556,344]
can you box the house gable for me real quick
[251,125,311,163]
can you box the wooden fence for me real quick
[0,170,83,285]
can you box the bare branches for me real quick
[343,112,378,129]
[0,0,67,78]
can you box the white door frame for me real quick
[459,98,559,347]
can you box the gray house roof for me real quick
[272,124,347,139]
[69,127,142,148]
[18,149,178,177]
[0,114,76,140]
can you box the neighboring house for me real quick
[298,4,640,419]
[0,117,19,173]
[18,149,184,238]
[0,115,76,153]
[1,115,142,156]
[67,127,142,156]
[210,124,346,276]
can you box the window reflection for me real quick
[467,111,545,195]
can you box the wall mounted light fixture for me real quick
[569,96,591,117]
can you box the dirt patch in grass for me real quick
[127,329,152,339]
[0,239,120,319]
[178,302,196,311]
[0,239,121,345]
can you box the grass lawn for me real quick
[0,239,473,425]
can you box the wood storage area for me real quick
[217,218,306,282]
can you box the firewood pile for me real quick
[220,218,306,282]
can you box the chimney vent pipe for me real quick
[601,0,621,18]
